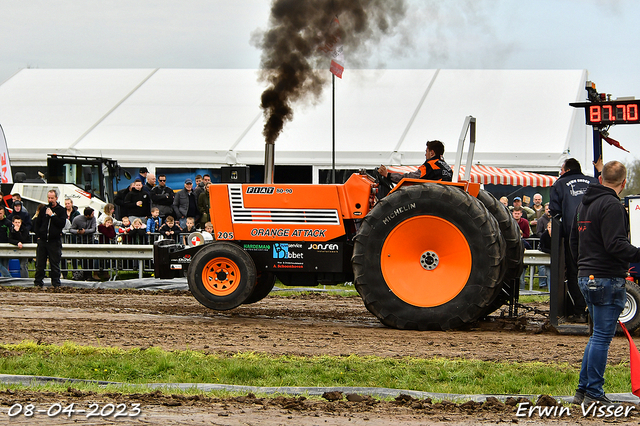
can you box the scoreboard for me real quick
[570,99,640,125]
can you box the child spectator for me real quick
[182,217,197,244]
[203,221,214,235]
[98,216,116,243]
[129,218,147,244]
[8,216,30,278]
[158,215,181,243]
[95,216,117,280]
[146,207,162,234]
[117,216,132,243]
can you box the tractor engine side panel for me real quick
[209,183,347,242]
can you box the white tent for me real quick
[0,68,590,181]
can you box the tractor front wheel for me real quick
[187,242,257,310]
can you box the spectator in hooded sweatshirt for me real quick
[124,179,150,223]
[137,167,148,185]
[8,201,32,231]
[569,160,640,407]
[113,182,134,220]
[0,207,13,277]
[9,215,30,278]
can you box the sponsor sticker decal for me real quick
[246,187,275,194]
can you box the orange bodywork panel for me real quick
[208,173,375,242]
[389,179,480,198]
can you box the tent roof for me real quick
[0,68,590,173]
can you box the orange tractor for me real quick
[154,117,524,330]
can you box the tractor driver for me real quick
[378,140,453,183]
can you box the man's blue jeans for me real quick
[577,276,626,398]
[538,265,547,288]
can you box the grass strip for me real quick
[0,341,632,396]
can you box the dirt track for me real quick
[0,286,636,424]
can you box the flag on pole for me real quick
[619,321,640,397]
[602,134,630,153]
[0,125,12,184]
[319,16,344,78]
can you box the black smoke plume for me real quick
[255,0,407,145]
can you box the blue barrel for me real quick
[8,259,20,277]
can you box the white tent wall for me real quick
[0,68,589,178]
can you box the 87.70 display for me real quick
[571,100,640,125]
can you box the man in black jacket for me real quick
[113,182,134,220]
[34,189,67,288]
[151,174,174,220]
[124,179,150,222]
[569,160,640,407]
[550,158,598,321]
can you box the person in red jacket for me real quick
[512,206,531,239]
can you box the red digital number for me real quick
[616,105,626,121]
[627,104,639,121]
[589,106,601,123]
[602,105,613,121]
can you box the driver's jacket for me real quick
[389,156,453,183]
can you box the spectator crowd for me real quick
[0,170,216,280]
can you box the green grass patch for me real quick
[518,295,549,304]
[0,341,632,396]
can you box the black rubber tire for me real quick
[475,189,525,316]
[352,183,504,330]
[187,242,257,311]
[476,189,524,281]
[244,272,277,305]
[618,280,640,333]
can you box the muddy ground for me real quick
[0,286,637,424]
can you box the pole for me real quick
[332,73,336,184]
[592,126,603,178]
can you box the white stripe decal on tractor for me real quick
[228,185,340,225]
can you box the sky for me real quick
[2,0,640,166]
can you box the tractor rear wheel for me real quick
[244,272,277,305]
[187,242,257,310]
[352,183,504,330]
[476,189,524,316]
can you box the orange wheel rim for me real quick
[381,216,472,307]
[202,257,241,296]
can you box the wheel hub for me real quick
[202,257,241,296]
[420,251,439,270]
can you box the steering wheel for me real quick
[371,169,394,200]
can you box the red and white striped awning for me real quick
[386,165,557,187]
